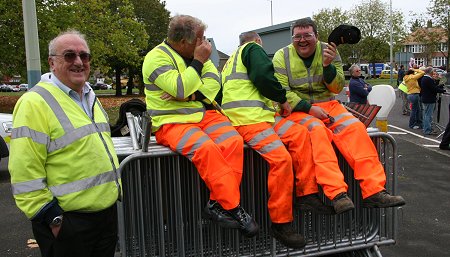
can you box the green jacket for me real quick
[9,82,120,222]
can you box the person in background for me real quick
[0,136,8,163]
[439,103,450,150]
[404,68,425,129]
[272,17,405,213]
[348,64,372,104]
[221,31,334,249]
[142,14,258,237]
[9,30,120,257]
[420,67,446,135]
[397,65,410,115]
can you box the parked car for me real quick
[379,70,398,79]
[0,84,12,92]
[0,113,12,172]
[92,82,112,90]
[434,68,447,79]
[19,84,28,91]
[10,85,20,92]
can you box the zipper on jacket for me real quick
[91,97,122,200]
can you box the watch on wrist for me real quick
[50,215,63,226]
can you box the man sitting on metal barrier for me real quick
[272,17,405,212]
[221,31,335,249]
[142,14,258,238]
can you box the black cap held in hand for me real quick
[328,25,361,46]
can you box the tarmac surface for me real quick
[1,90,449,257]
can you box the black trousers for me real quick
[32,203,118,257]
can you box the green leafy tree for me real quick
[129,0,170,95]
[427,0,449,70]
[349,0,405,75]
[0,0,27,79]
[313,8,356,65]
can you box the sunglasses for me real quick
[51,51,91,63]
[292,32,315,41]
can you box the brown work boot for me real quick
[332,192,355,214]
[270,222,306,249]
[362,190,406,208]
[295,194,336,215]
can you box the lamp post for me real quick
[389,0,393,85]
[22,0,41,88]
[270,0,273,25]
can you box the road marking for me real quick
[388,131,407,135]
[423,145,440,148]
[388,124,441,144]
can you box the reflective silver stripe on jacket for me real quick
[147,107,205,116]
[12,126,50,147]
[145,83,160,91]
[221,100,276,112]
[148,64,184,99]
[49,170,117,197]
[247,128,283,154]
[224,45,249,83]
[156,45,186,99]
[28,86,111,152]
[48,123,110,152]
[202,72,220,84]
[11,178,47,195]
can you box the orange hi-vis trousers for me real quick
[287,100,386,199]
[235,116,316,223]
[155,110,244,210]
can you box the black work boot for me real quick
[228,205,259,237]
[332,192,355,214]
[362,190,406,208]
[270,222,306,249]
[295,194,336,215]
[202,200,239,228]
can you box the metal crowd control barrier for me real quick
[112,130,400,257]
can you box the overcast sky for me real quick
[164,0,431,55]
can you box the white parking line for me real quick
[388,124,441,144]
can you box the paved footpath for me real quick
[1,91,449,256]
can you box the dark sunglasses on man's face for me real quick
[51,51,91,63]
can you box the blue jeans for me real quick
[407,94,422,128]
[422,103,435,134]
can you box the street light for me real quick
[389,0,393,85]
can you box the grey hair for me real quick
[167,15,207,44]
[424,66,434,75]
[48,29,89,56]
[239,31,260,46]
[349,64,360,76]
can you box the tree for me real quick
[349,0,405,75]
[0,0,27,79]
[427,0,449,70]
[129,0,170,95]
[313,8,356,64]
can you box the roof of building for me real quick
[402,27,447,44]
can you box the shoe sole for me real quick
[270,231,306,249]
[202,210,240,229]
[362,201,406,208]
[334,204,354,214]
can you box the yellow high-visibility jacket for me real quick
[221,42,276,126]
[142,41,221,131]
[9,82,121,220]
[273,42,345,107]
